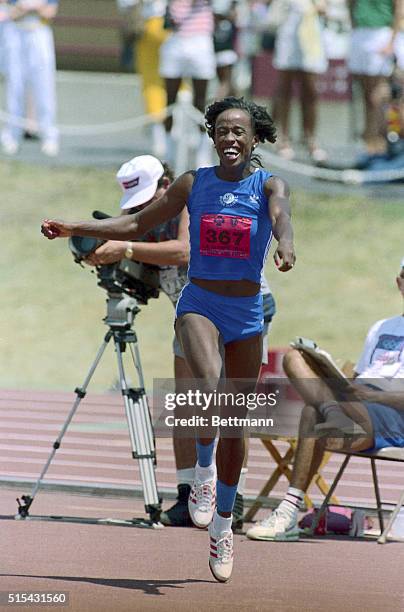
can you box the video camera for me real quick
[68,210,160,304]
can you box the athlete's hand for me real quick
[41,219,73,240]
[274,239,296,272]
[84,241,126,266]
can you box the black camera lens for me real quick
[69,236,104,261]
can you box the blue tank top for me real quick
[187,167,273,284]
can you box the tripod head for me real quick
[104,291,140,329]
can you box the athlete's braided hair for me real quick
[204,97,277,144]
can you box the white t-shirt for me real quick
[355,315,404,391]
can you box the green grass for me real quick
[0,160,403,391]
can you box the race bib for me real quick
[200,214,251,259]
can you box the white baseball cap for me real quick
[116,155,164,210]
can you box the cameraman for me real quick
[85,155,193,424]
[85,156,189,274]
[85,154,198,517]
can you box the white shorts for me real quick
[348,27,394,77]
[394,32,404,71]
[273,10,328,74]
[159,33,216,79]
[215,49,238,68]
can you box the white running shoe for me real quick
[208,522,233,583]
[188,475,216,529]
[246,509,300,541]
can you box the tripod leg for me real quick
[16,331,113,519]
[128,341,155,452]
[129,341,145,389]
[114,336,161,521]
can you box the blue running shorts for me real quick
[363,400,404,451]
[175,282,264,344]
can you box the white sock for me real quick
[176,467,195,487]
[237,467,248,496]
[195,462,216,483]
[213,510,232,534]
[278,486,304,520]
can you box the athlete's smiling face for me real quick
[214,109,259,168]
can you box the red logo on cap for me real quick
[123,177,140,190]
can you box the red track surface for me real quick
[1,389,403,507]
[2,488,404,612]
[1,390,404,611]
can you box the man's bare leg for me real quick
[247,351,374,541]
[246,403,322,541]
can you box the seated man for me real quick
[247,259,404,541]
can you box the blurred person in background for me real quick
[1,0,40,142]
[159,0,216,166]
[0,0,59,157]
[0,0,19,154]
[321,0,350,60]
[117,0,169,156]
[232,0,277,97]
[0,1,9,77]
[394,0,404,81]
[352,68,404,171]
[116,0,141,72]
[347,0,398,155]
[213,0,238,98]
[136,0,169,156]
[392,0,404,131]
[270,0,329,162]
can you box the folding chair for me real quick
[244,435,339,522]
[309,446,404,543]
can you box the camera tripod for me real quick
[16,291,162,526]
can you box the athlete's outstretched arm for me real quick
[265,176,296,272]
[41,172,193,242]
